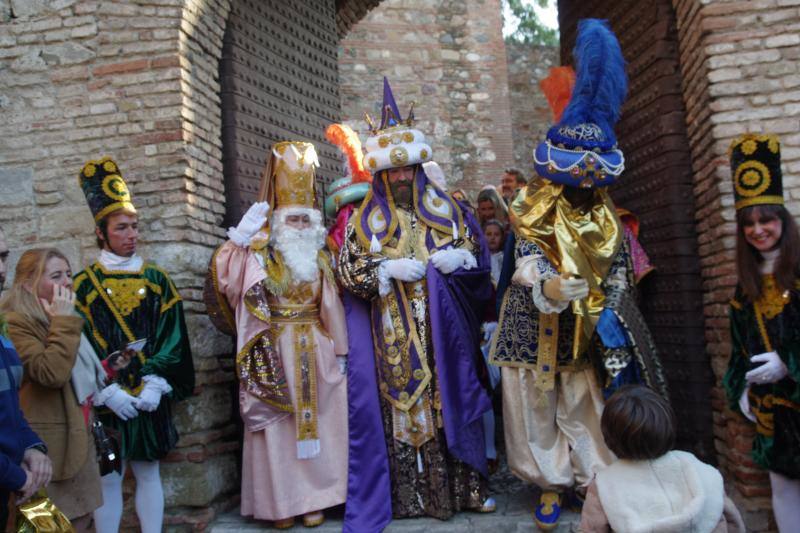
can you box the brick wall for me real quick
[0,1,237,530]
[670,1,800,530]
[505,41,558,176]
[338,0,514,195]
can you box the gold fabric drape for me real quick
[510,179,622,357]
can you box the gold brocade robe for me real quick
[337,207,487,519]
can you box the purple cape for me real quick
[343,211,492,533]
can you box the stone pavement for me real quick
[208,490,580,532]
[209,454,580,532]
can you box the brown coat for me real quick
[6,312,89,481]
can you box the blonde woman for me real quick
[0,248,104,531]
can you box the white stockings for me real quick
[94,460,164,533]
[770,471,800,533]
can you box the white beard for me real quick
[270,207,326,283]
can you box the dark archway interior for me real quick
[219,0,348,227]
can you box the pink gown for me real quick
[212,241,348,521]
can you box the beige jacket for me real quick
[580,451,745,533]
[6,312,89,481]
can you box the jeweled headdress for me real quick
[266,141,319,210]
[730,134,783,211]
[534,19,628,188]
[363,78,433,173]
[78,156,137,223]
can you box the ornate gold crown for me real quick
[270,142,319,209]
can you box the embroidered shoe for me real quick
[534,491,562,531]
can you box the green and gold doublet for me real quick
[74,262,194,461]
[725,277,800,478]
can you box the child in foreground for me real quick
[580,385,744,533]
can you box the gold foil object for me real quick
[16,492,75,533]
[510,179,622,358]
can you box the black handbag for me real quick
[91,420,122,476]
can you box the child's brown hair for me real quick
[601,385,675,460]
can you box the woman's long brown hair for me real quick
[736,204,800,301]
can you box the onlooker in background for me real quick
[500,168,525,206]
[580,385,744,532]
[0,229,53,529]
[483,220,505,287]
[476,186,509,228]
[480,219,505,473]
[1,248,104,531]
[451,188,475,214]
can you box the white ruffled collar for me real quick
[98,250,144,272]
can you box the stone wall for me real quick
[338,0,514,194]
[505,41,558,176]
[671,1,800,530]
[0,1,237,530]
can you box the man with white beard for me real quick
[206,141,348,529]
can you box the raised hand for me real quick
[40,285,76,317]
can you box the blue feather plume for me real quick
[558,19,627,145]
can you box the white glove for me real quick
[382,258,426,282]
[745,351,789,385]
[430,247,477,274]
[337,356,348,376]
[134,375,173,412]
[483,322,497,342]
[543,275,589,302]
[94,383,139,421]
[227,201,269,246]
[739,387,757,423]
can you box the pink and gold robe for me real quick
[208,239,348,520]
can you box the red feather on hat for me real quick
[325,123,372,184]
[539,66,576,123]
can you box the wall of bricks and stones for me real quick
[0,1,237,529]
[670,1,800,531]
[0,0,387,529]
[505,41,559,177]
[338,0,515,195]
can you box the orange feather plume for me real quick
[325,123,372,184]
[539,66,576,123]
